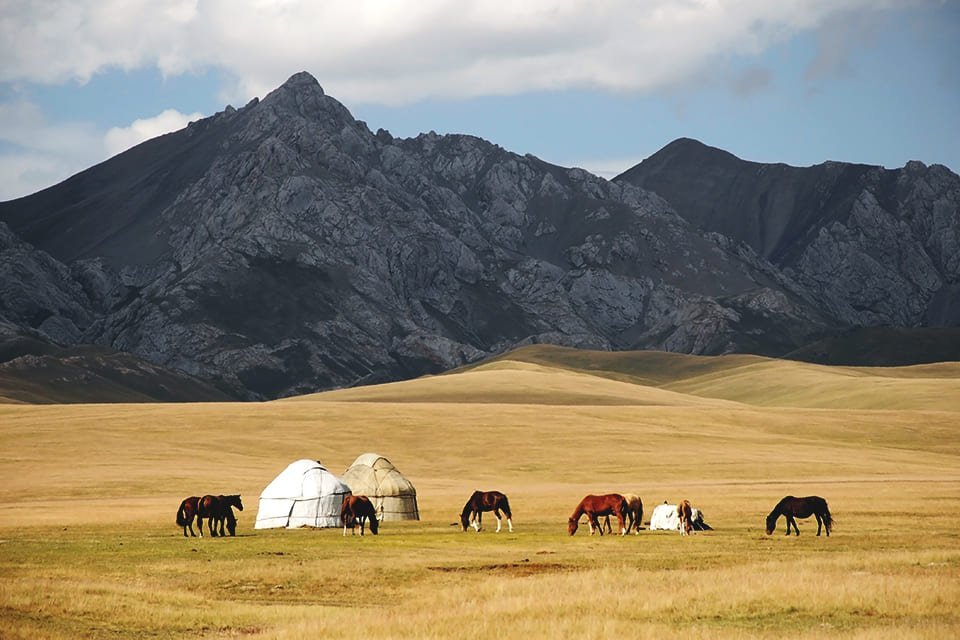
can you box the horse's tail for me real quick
[176,500,188,526]
[636,498,643,531]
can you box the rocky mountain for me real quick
[615,138,960,328]
[0,73,956,400]
[0,319,233,403]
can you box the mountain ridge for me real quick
[0,72,956,400]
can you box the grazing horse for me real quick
[176,496,201,537]
[459,490,513,533]
[197,494,244,537]
[568,494,628,536]
[766,495,833,536]
[340,495,380,536]
[677,499,693,536]
[601,493,644,534]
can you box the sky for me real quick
[0,0,957,201]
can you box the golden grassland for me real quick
[1,346,958,638]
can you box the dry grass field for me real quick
[1,346,958,638]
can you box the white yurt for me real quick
[255,459,352,529]
[341,453,420,521]
[649,502,710,531]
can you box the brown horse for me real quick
[677,499,693,536]
[568,494,628,536]
[176,496,202,537]
[766,495,833,536]
[197,494,244,537]
[601,493,644,534]
[459,490,513,533]
[340,495,380,536]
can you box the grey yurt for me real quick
[341,453,420,521]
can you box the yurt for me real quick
[255,459,351,529]
[341,453,420,521]
[649,502,711,531]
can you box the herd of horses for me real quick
[176,494,244,537]
[176,491,833,538]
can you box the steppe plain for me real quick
[1,345,958,638]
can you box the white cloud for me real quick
[0,100,104,200]
[0,0,911,106]
[0,101,203,200]
[104,109,203,157]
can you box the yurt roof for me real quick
[342,453,416,496]
[260,459,350,499]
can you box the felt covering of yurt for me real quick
[255,459,351,529]
[341,453,419,521]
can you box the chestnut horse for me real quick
[601,493,644,534]
[459,490,513,533]
[568,494,628,536]
[197,494,244,537]
[340,495,380,536]
[176,496,201,537]
[677,499,693,536]
[766,495,833,536]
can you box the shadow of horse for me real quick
[340,495,379,536]
[766,495,833,536]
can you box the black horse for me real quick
[197,494,244,537]
[765,495,832,536]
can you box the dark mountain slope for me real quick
[615,138,960,327]
[0,321,233,403]
[0,74,954,399]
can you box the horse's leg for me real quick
[473,511,481,532]
[507,514,513,533]
[494,508,502,533]
[788,516,799,536]
[618,512,626,536]
[815,513,823,536]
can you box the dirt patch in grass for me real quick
[428,561,569,577]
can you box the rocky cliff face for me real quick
[615,138,960,328]
[0,74,955,399]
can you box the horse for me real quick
[600,493,644,534]
[340,495,379,536]
[176,496,201,537]
[568,494,628,536]
[765,495,833,536]
[197,494,244,537]
[677,499,693,536]
[459,490,513,533]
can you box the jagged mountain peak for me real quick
[280,70,324,92]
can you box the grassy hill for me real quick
[438,344,960,411]
[0,346,958,638]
